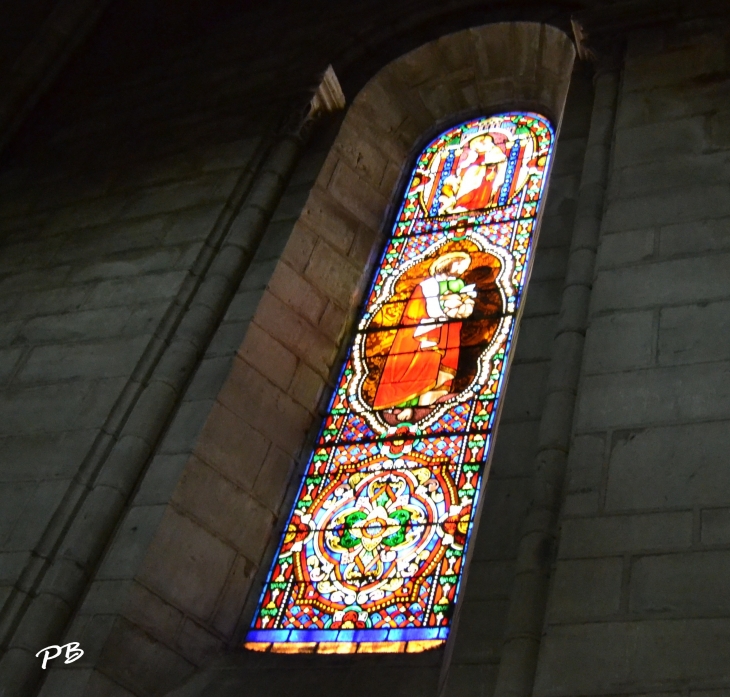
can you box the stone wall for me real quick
[534,20,730,697]
[0,105,270,697]
[0,5,289,694]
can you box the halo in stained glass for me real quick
[245,112,555,654]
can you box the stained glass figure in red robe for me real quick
[439,134,509,214]
[372,251,476,421]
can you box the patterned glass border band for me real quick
[246,113,556,654]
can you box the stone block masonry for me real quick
[0,12,284,689]
[0,132,260,692]
[534,19,730,697]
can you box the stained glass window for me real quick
[246,113,555,655]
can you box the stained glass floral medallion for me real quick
[245,112,555,654]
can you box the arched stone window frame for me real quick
[233,21,576,645]
[36,21,580,697]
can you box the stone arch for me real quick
[232,17,575,629]
[39,22,576,697]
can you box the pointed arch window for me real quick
[246,113,555,654]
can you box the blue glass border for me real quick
[246,627,450,644]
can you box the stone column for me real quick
[490,52,622,697]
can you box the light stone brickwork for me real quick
[534,20,730,697]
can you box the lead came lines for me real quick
[246,113,555,653]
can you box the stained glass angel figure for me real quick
[439,134,509,214]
